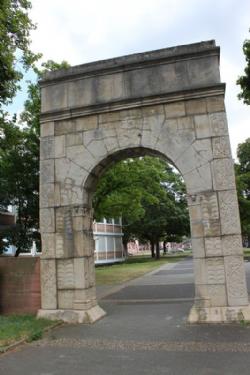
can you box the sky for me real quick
[18,0,250,158]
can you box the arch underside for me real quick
[38,42,250,324]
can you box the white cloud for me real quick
[28,0,250,158]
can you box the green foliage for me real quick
[0,0,40,106]
[0,60,70,254]
[237,29,250,105]
[235,138,250,244]
[93,156,190,250]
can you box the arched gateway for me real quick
[38,41,250,324]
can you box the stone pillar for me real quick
[38,121,106,324]
[188,105,250,323]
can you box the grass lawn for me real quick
[0,315,58,352]
[244,249,250,257]
[95,253,191,285]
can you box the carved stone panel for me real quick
[200,192,220,237]
[224,256,249,306]
[55,233,64,258]
[57,259,74,289]
[218,190,241,235]
[205,237,222,257]
[206,258,225,284]
[40,259,57,309]
[209,112,228,137]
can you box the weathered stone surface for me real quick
[40,208,55,233]
[41,233,55,258]
[55,233,64,258]
[176,139,212,175]
[40,137,54,160]
[194,114,211,138]
[218,190,241,235]
[222,234,243,256]
[40,121,54,137]
[37,305,106,323]
[191,237,205,258]
[39,42,247,325]
[212,136,231,158]
[40,159,54,185]
[185,98,206,115]
[66,132,83,147]
[40,183,55,208]
[58,290,74,309]
[206,96,225,113]
[40,259,57,309]
[184,163,212,195]
[207,284,227,306]
[206,257,225,284]
[55,135,66,158]
[76,116,98,131]
[205,237,222,257]
[74,231,93,257]
[164,102,185,118]
[55,120,76,135]
[194,112,228,139]
[212,158,235,191]
[209,112,228,137]
[224,256,249,306]
[193,258,206,284]
[188,305,250,323]
[57,259,74,289]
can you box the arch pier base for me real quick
[188,306,250,324]
[37,305,106,324]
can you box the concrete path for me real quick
[2,257,250,374]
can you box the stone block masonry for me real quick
[39,40,250,324]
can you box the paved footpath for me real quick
[2,258,250,375]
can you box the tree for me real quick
[237,29,250,104]
[235,138,250,246]
[93,156,190,258]
[0,0,39,107]
[0,60,70,255]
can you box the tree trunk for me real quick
[15,247,21,257]
[155,241,160,259]
[123,241,128,258]
[150,241,155,258]
[163,240,167,254]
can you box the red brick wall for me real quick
[0,257,41,315]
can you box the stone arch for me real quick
[38,41,250,323]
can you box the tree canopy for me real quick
[0,60,70,254]
[93,157,190,258]
[237,29,250,105]
[235,138,250,246]
[0,0,39,107]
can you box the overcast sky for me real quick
[26,0,250,158]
